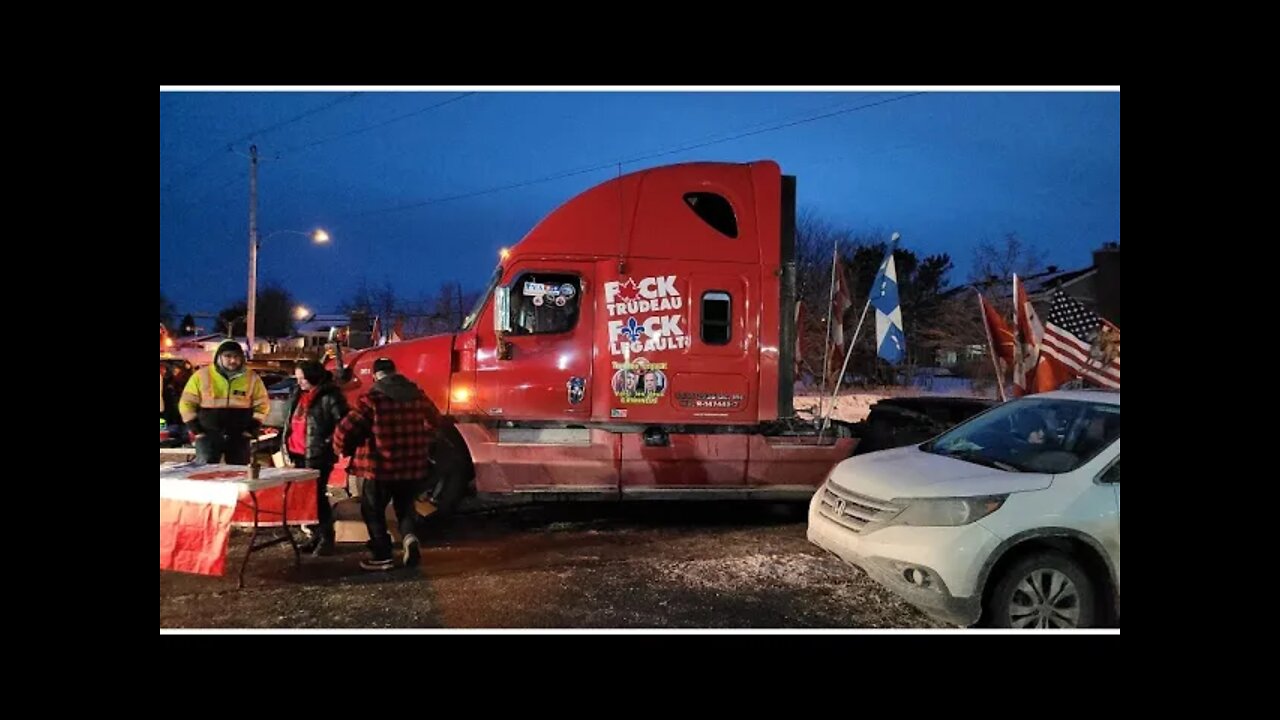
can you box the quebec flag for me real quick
[870,247,905,365]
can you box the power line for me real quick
[228,92,361,146]
[162,169,248,212]
[352,92,927,218]
[278,93,476,155]
[619,92,927,166]
[638,94,886,150]
[160,145,234,195]
[161,92,362,194]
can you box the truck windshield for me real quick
[462,265,503,331]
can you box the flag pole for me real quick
[819,296,873,437]
[977,291,1007,402]
[818,240,838,422]
[820,234,899,436]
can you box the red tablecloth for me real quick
[160,464,319,576]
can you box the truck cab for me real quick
[333,160,857,507]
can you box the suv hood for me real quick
[829,445,1053,500]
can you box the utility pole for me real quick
[246,144,259,359]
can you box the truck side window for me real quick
[684,192,738,238]
[701,291,731,345]
[508,273,581,336]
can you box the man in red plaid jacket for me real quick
[334,357,445,571]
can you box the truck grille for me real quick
[817,483,904,533]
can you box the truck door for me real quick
[478,261,595,421]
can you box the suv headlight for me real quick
[885,496,1007,527]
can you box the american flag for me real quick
[1040,291,1120,390]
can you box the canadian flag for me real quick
[978,292,1015,374]
[1011,274,1044,396]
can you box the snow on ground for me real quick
[793,382,994,424]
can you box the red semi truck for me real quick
[329,159,862,513]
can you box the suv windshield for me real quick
[922,397,1120,473]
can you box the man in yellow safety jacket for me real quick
[179,339,270,464]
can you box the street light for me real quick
[294,305,312,321]
[247,228,330,359]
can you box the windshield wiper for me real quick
[937,449,1022,472]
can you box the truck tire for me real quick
[984,551,1097,629]
[414,425,473,521]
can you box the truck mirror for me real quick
[494,287,512,334]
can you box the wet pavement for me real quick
[159,500,937,629]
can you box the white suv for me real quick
[808,390,1120,628]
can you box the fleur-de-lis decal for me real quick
[620,316,645,342]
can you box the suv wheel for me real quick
[986,551,1097,628]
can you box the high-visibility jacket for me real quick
[179,365,269,435]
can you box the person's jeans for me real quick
[358,478,418,560]
[194,431,251,465]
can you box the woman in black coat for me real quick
[280,361,349,555]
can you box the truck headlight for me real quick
[885,496,1007,527]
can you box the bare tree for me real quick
[969,232,1048,312]
[793,209,860,383]
[941,233,1048,393]
[341,279,399,323]
[340,278,486,342]
[399,291,437,338]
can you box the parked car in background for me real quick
[853,396,996,456]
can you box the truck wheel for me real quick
[415,427,473,521]
[985,551,1097,628]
